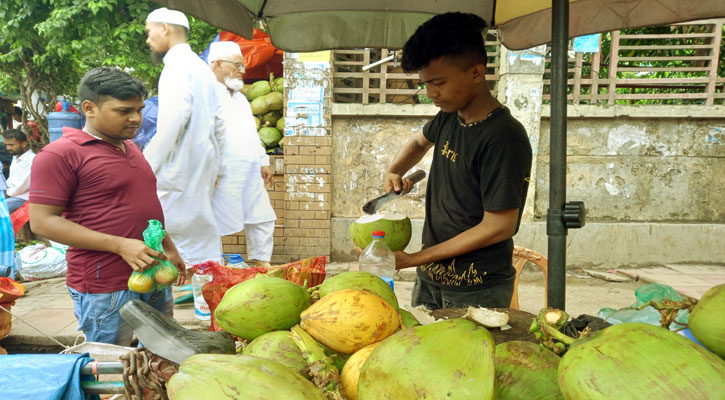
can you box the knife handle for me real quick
[404,170,426,185]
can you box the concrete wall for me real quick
[535,106,725,223]
[330,105,434,261]
[330,102,725,268]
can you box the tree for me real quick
[0,0,217,145]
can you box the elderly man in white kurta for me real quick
[207,42,277,267]
[144,8,225,265]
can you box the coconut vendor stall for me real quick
[1,255,724,398]
[3,1,725,398]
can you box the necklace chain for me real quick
[457,105,502,127]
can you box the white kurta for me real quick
[211,87,276,237]
[144,43,225,264]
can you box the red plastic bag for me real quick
[268,256,327,289]
[219,29,283,82]
[0,277,25,339]
[10,202,29,235]
[196,261,268,332]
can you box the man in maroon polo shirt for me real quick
[29,67,186,345]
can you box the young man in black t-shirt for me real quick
[384,12,532,309]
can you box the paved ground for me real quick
[1,262,723,354]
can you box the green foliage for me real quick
[0,0,218,145]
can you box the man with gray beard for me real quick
[207,41,276,268]
[143,8,225,269]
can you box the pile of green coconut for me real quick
[242,73,285,154]
[166,269,725,400]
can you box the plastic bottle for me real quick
[191,265,212,320]
[358,231,396,290]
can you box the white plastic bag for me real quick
[17,243,68,280]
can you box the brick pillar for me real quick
[281,52,333,260]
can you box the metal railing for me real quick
[542,19,724,105]
[331,31,501,104]
[329,20,725,106]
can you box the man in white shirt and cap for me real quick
[144,8,225,267]
[207,41,277,268]
[2,129,35,213]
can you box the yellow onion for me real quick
[340,342,379,400]
[128,271,155,293]
[154,263,178,285]
[300,289,399,353]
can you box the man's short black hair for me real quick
[79,67,148,106]
[402,12,488,73]
[3,128,27,143]
[12,106,22,116]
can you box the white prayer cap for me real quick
[146,7,189,30]
[208,41,243,64]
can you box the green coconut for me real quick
[319,271,399,310]
[242,331,309,377]
[246,80,272,101]
[273,77,284,93]
[689,284,725,359]
[318,342,352,371]
[262,110,282,127]
[358,319,496,400]
[558,322,725,399]
[259,127,283,148]
[276,116,285,131]
[167,354,324,400]
[254,116,261,130]
[264,91,284,111]
[215,276,311,341]
[496,341,562,400]
[349,212,412,251]
[278,137,285,150]
[398,309,420,328]
[250,96,270,115]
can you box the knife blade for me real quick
[362,170,426,215]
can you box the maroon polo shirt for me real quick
[29,127,165,293]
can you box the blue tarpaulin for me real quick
[0,353,96,400]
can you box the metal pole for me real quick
[547,0,569,310]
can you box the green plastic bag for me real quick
[598,283,689,329]
[633,283,684,307]
[128,220,178,293]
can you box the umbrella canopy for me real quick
[157,0,724,51]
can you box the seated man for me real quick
[29,67,186,345]
[2,129,35,213]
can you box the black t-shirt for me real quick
[418,106,532,291]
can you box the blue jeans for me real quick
[5,196,25,214]
[67,286,174,346]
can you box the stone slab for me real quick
[674,286,714,299]
[10,307,78,336]
[688,275,725,285]
[641,273,710,287]
[582,269,632,282]
[665,264,725,275]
